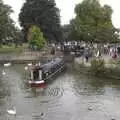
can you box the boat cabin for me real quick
[30,57,65,82]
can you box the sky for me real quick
[3,0,120,28]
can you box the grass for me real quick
[0,43,48,54]
[0,45,23,53]
[111,59,120,65]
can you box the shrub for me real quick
[91,59,105,76]
[28,25,46,50]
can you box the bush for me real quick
[91,59,105,76]
[28,25,46,50]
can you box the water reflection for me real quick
[74,75,106,96]
[0,64,120,120]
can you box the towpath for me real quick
[75,54,117,68]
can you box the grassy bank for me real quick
[74,59,120,80]
[0,46,22,53]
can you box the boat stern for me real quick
[29,80,45,87]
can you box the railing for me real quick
[44,64,65,81]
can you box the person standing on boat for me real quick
[84,50,89,63]
[51,43,56,55]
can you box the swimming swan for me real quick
[28,63,32,66]
[4,63,11,67]
[2,70,6,75]
[7,107,16,115]
[24,66,28,70]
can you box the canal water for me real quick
[0,64,120,120]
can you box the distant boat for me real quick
[4,63,11,67]
[7,107,16,115]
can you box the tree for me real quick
[62,19,80,41]
[28,25,46,50]
[0,0,19,45]
[19,0,62,42]
[70,0,119,43]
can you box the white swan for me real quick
[28,63,32,66]
[7,107,16,115]
[24,66,28,70]
[4,63,11,67]
[2,70,6,75]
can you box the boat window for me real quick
[33,70,39,80]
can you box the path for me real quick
[75,54,116,68]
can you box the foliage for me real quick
[0,45,22,53]
[28,25,45,50]
[111,59,120,66]
[0,0,22,45]
[62,19,79,41]
[19,0,62,42]
[68,0,119,43]
[91,58,105,75]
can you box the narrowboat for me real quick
[28,57,66,87]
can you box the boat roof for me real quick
[41,58,63,71]
[33,57,64,72]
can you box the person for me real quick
[112,51,117,59]
[51,47,55,55]
[85,55,88,62]
[85,52,89,62]
[109,47,113,56]
[96,50,101,58]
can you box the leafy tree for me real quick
[19,0,62,42]
[13,27,23,47]
[62,24,71,41]
[62,19,80,41]
[28,25,45,50]
[70,0,119,43]
[0,0,20,45]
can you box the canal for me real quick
[0,64,120,120]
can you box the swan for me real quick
[24,66,28,70]
[28,63,32,66]
[4,62,11,67]
[7,107,16,115]
[2,70,6,75]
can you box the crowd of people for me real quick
[50,42,120,63]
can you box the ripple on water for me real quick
[25,87,64,103]
[32,112,72,120]
[39,87,64,103]
[73,83,105,97]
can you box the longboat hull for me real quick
[29,64,66,87]
[28,57,66,88]
[29,80,45,88]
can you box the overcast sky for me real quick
[3,0,120,28]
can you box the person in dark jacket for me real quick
[85,52,89,62]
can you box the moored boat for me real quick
[29,57,66,87]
